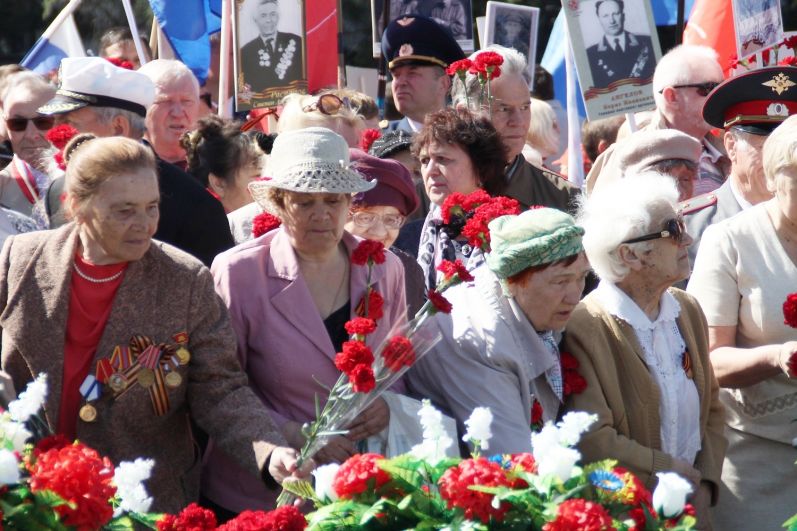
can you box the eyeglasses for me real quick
[621,218,686,245]
[4,115,55,132]
[661,81,720,97]
[350,211,406,230]
[302,94,350,115]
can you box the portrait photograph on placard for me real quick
[484,1,539,88]
[234,0,307,111]
[733,0,784,60]
[371,0,475,57]
[562,0,661,121]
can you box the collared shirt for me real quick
[728,177,754,210]
[593,281,702,464]
[407,117,423,132]
[696,138,726,195]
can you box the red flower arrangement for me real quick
[332,453,391,499]
[158,503,217,531]
[351,239,386,266]
[507,452,538,488]
[31,433,70,458]
[360,128,381,152]
[437,259,474,282]
[349,363,376,393]
[542,498,615,531]
[442,190,520,252]
[427,288,453,314]
[344,317,377,337]
[471,51,504,81]
[217,507,307,531]
[252,212,282,238]
[562,352,587,397]
[334,340,375,374]
[438,457,512,524]
[783,292,797,328]
[446,58,473,78]
[382,335,416,371]
[28,442,116,531]
[357,289,384,321]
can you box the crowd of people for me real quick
[0,11,794,530]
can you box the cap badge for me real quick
[399,44,414,57]
[763,73,796,95]
[397,17,415,27]
[767,102,790,117]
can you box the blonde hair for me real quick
[526,98,559,159]
[64,135,157,218]
[763,115,797,192]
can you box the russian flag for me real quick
[149,0,213,83]
[20,14,85,77]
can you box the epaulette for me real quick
[679,192,718,215]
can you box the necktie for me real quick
[265,39,275,56]
[539,331,563,400]
[613,37,621,52]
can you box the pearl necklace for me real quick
[74,263,124,283]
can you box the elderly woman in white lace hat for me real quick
[564,173,726,529]
[408,207,590,455]
[203,127,408,517]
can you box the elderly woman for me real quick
[405,108,507,289]
[687,116,797,529]
[344,149,425,316]
[565,173,726,529]
[0,135,302,514]
[409,208,590,454]
[369,130,429,222]
[203,127,408,515]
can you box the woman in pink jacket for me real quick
[201,127,408,517]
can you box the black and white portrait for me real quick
[484,2,539,86]
[236,0,306,109]
[583,0,655,89]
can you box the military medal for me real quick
[165,371,182,388]
[78,374,102,423]
[79,404,97,422]
[108,372,127,393]
[175,347,191,365]
[137,368,155,388]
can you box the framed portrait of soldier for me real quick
[562,0,662,121]
[484,2,539,89]
[732,0,783,60]
[371,0,475,57]
[234,0,307,112]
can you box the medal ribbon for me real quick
[9,156,38,204]
[148,368,170,416]
[79,374,101,401]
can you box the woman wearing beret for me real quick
[564,174,726,529]
[408,207,590,454]
[0,135,302,514]
[204,128,408,516]
[411,108,508,290]
[687,116,797,529]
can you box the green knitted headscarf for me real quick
[486,208,585,279]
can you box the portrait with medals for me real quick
[235,0,307,111]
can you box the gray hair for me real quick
[577,172,680,282]
[0,71,54,103]
[763,114,797,193]
[451,45,530,109]
[277,93,363,133]
[652,44,721,107]
[91,106,147,139]
[138,59,199,96]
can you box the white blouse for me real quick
[594,281,702,464]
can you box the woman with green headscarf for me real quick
[407,207,590,454]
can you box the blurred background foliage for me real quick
[2,0,796,68]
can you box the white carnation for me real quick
[312,463,340,502]
[8,373,47,422]
[0,449,20,485]
[653,472,693,518]
[113,458,154,515]
[531,422,561,460]
[536,445,581,482]
[556,412,597,446]
[462,407,493,450]
[418,399,447,440]
[0,419,32,452]
[411,400,454,464]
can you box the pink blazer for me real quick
[202,228,407,511]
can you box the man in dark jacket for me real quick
[38,57,233,267]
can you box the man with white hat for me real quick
[38,57,233,267]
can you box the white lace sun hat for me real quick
[248,127,375,211]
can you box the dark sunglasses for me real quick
[661,81,720,97]
[302,94,350,115]
[4,116,55,132]
[622,218,686,245]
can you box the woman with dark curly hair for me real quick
[406,108,508,289]
[181,115,263,213]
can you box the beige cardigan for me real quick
[562,288,727,500]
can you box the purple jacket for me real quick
[202,228,407,511]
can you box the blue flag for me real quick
[540,10,586,121]
[21,14,85,77]
[652,0,695,26]
[149,0,216,83]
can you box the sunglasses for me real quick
[4,116,55,132]
[350,210,406,230]
[622,218,686,245]
[662,81,720,97]
[302,94,350,116]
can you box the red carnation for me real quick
[335,340,374,374]
[473,51,504,81]
[542,498,615,531]
[508,452,537,487]
[462,196,521,251]
[29,442,116,530]
[784,35,797,49]
[352,239,386,266]
[779,56,797,66]
[438,457,512,523]
[157,503,217,531]
[332,453,391,499]
[45,124,79,150]
[360,128,381,152]
[349,363,376,393]
[381,335,416,371]
[345,317,377,336]
[437,259,474,282]
[462,189,492,211]
[357,290,384,321]
[446,58,473,77]
[442,192,468,223]
[105,56,135,70]
[218,507,307,531]
[783,292,797,328]
[32,433,70,458]
[427,289,453,314]
[252,212,282,237]
[531,399,543,427]
[561,352,587,397]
